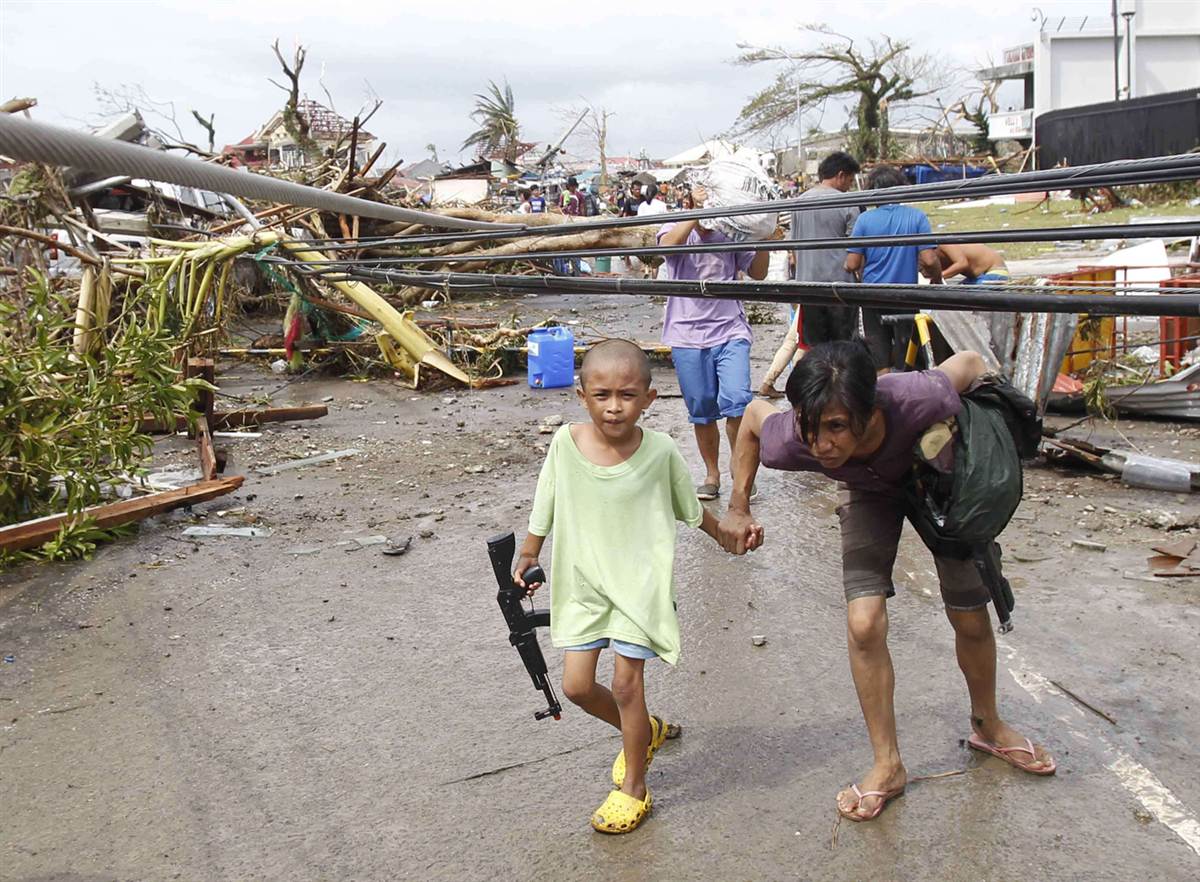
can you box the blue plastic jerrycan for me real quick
[527,327,575,389]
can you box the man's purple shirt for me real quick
[759,370,961,493]
[658,223,754,349]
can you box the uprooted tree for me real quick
[734,26,946,160]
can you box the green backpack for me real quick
[904,379,1041,631]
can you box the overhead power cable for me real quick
[289,266,1200,317]
[268,220,1200,268]
[296,155,1200,250]
[0,114,518,232]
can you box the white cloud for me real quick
[0,0,1093,164]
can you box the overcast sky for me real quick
[2,0,1107,166]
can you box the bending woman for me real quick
[718,340,1055,822]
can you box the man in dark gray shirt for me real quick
[759,152,861,398]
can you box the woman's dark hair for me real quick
[784,339,878,445]
[817,151,861,182]
[866,165,908,191]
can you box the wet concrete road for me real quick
[2,297,1200,881]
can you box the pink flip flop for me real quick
[967,733,1057,776]
[837,784,905,822]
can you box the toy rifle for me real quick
[486,532,562,721]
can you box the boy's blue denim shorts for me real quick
[564,638,658,660]
[671,338,753,424]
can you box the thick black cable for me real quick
[268,220,1200,268]
[0,114,518,232]
[296,158,1200,250]
[287,265,1200,317]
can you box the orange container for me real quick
[1046,266,1117,375]
[1159,273,1200,374]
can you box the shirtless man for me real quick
[930,243,1009,285]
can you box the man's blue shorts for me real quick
[671,339,753,425]
[564,638,657,660]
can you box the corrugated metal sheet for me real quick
[929,303,1076,412]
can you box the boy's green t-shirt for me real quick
[529,425,703,665]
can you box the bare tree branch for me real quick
[269,39,318,162]
[190,110,216,153]
[91,82,211,156]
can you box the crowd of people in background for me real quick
[511,175,702,219]
[509,156,1012,373]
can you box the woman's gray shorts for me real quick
[836,485,991,610]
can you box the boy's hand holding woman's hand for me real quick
[717,509,764,555]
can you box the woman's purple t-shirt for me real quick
[759,370,961,493]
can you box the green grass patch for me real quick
[916,199,1200,261]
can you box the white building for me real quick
[980,0,1200,142]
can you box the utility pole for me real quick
[1122,9,1136,99]
[1111,0,1121,101]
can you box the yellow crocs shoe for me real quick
[611,715,680,788]
[591,787,653,834]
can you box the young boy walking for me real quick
[514,339,721,834]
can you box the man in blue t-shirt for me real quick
[845,166,942,371]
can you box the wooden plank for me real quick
[186,358,215,440]
[195,414,218,481]
[213,405,327,429]
[0,477,245,553]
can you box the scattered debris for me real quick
[1139,509,1199,530]
[382,536,413,556]
[1012,551,1053,563]
[1049,679,1118,725]
[1102,450,1200,493]
[181,525,270,539]
[751,635,768,647]
[143,466,206,491]
[1071,539,1107,552]
[1147,537,1200,577]
[255,448,360,476]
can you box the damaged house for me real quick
[223,98,377,170]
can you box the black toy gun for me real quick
[486,532,562,721]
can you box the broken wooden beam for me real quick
[213,405,328,429]
[195,414,218,481]
[0,476,245,553]
[139,404,328,433]
[185,357,215,440]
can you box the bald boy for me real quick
[580,338,652,390]
[929,243,1009,285]
[515,335,721,834]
